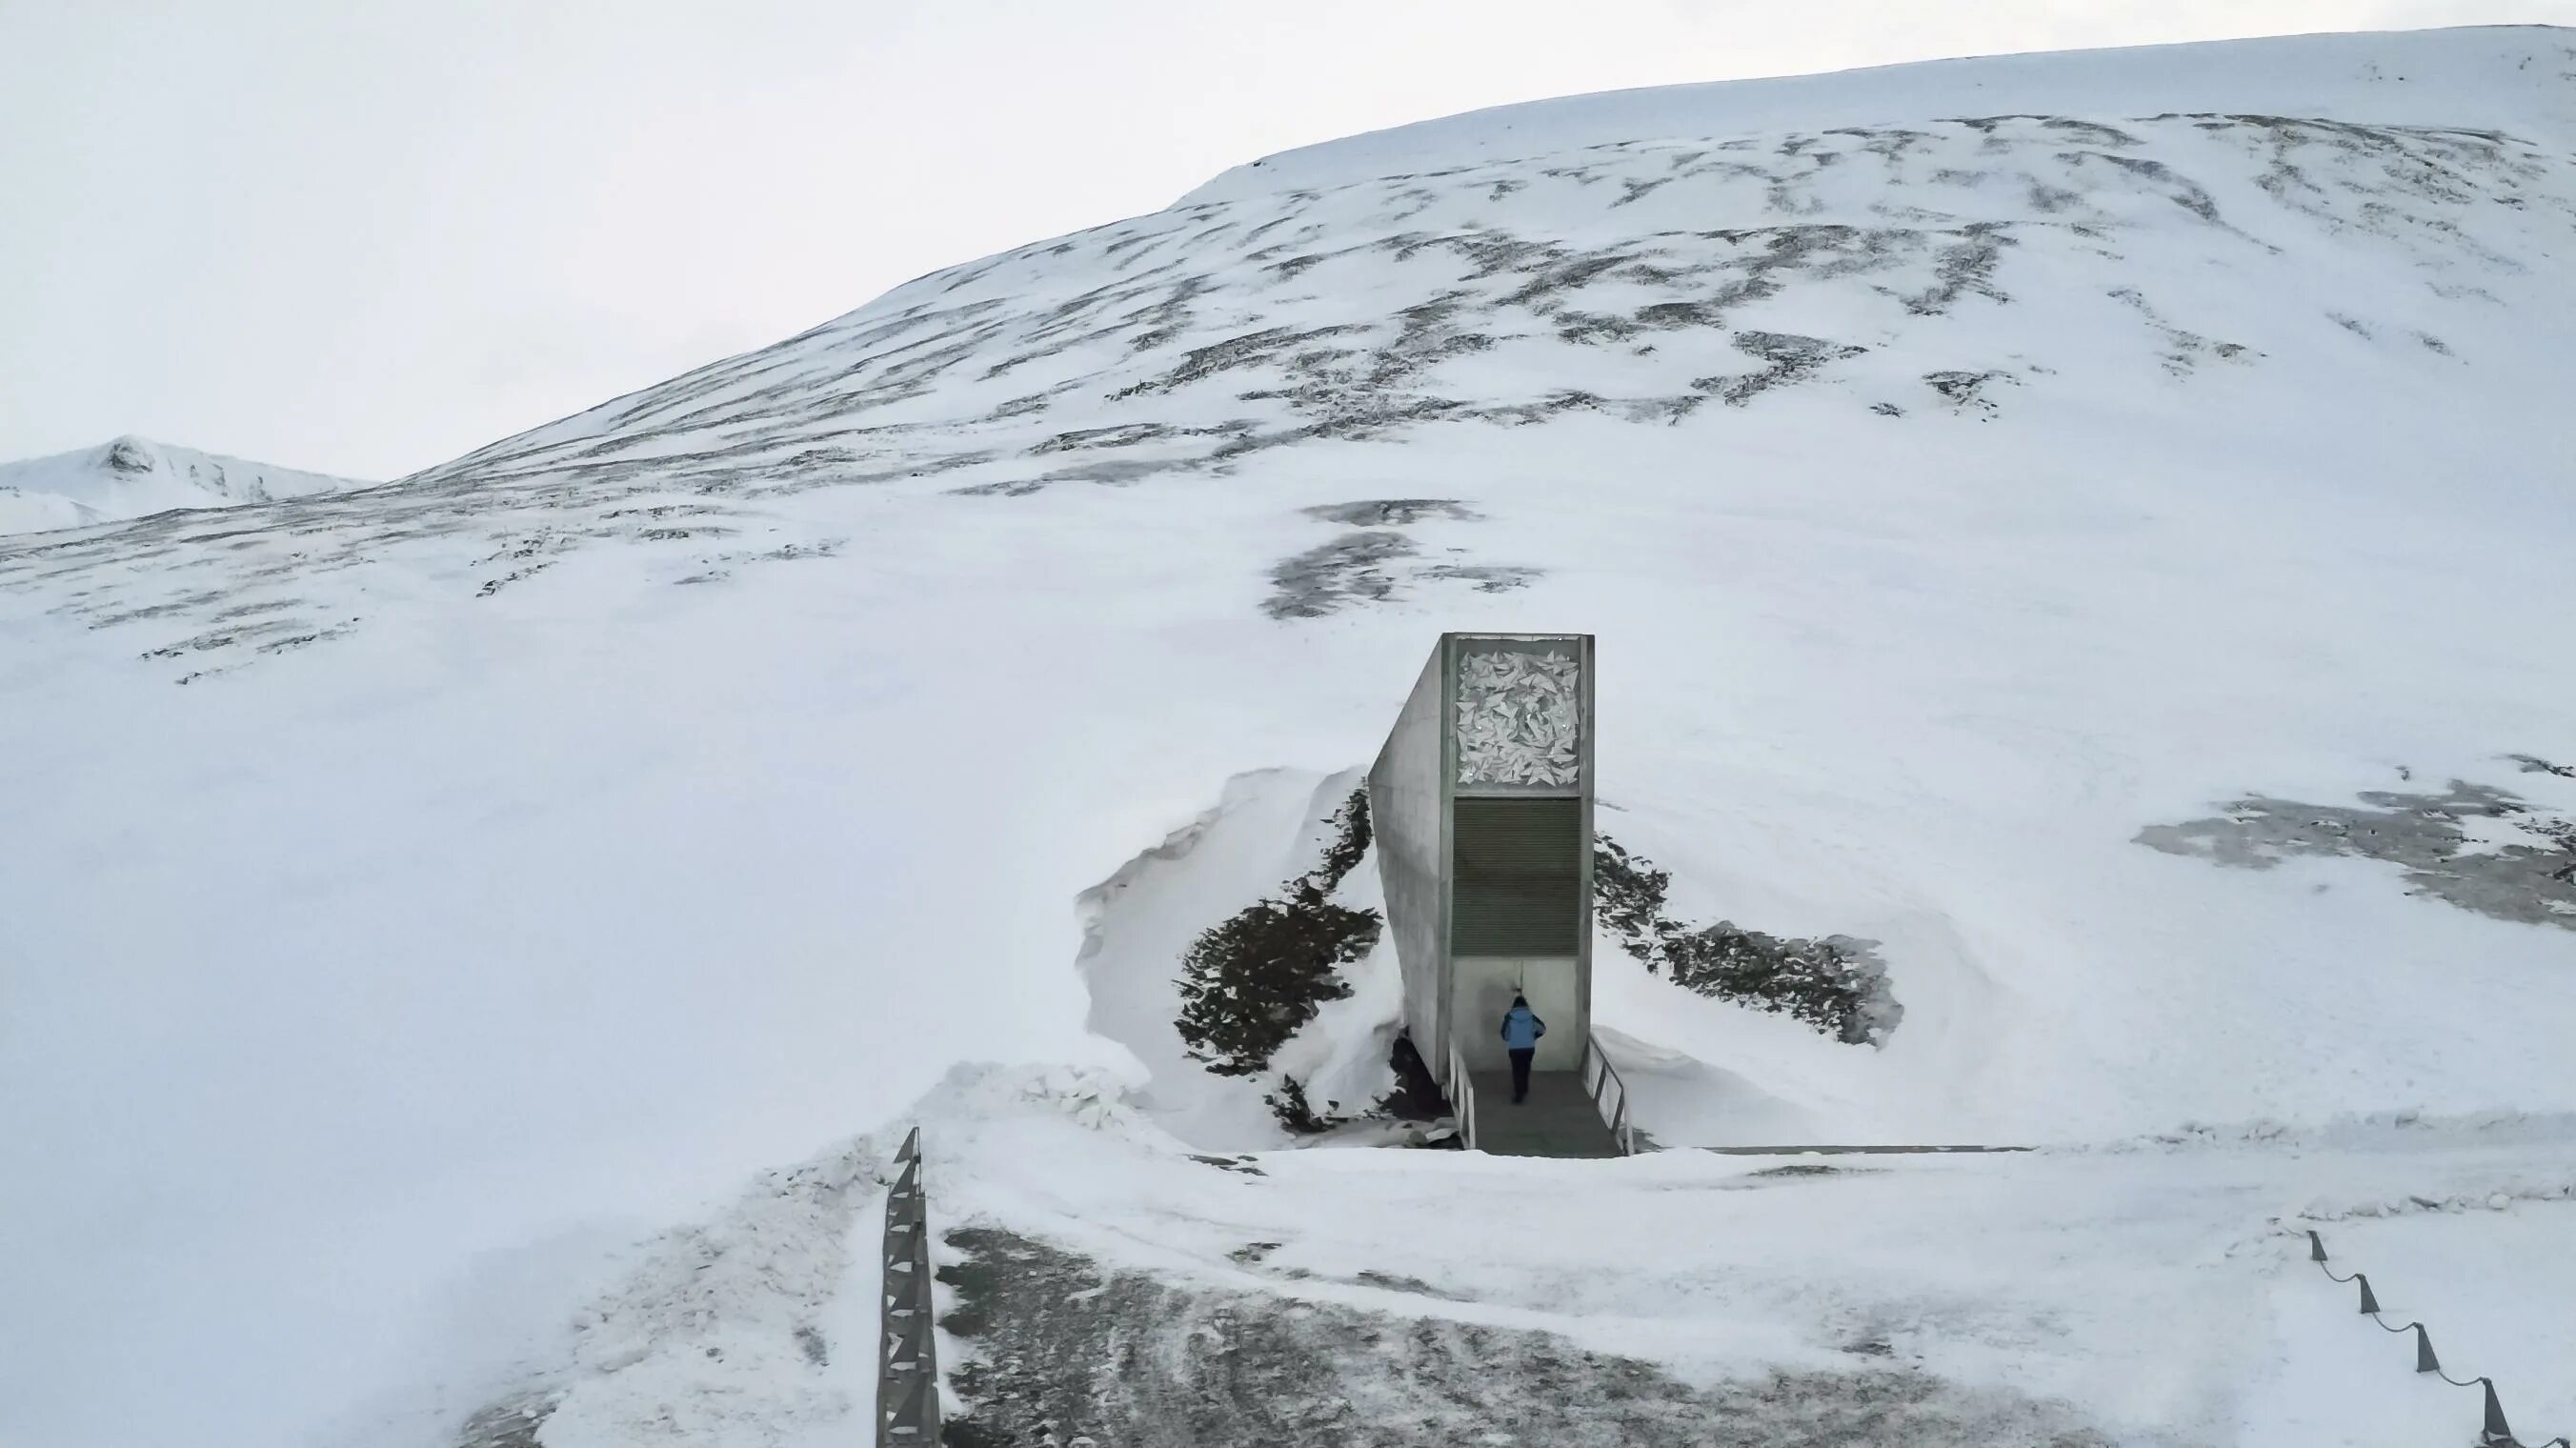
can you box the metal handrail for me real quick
[1580,1034,1635,1155]
[1446,1039,1479,1151]
[878,1127,938,1445]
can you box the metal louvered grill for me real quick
[1452,796,1582,955]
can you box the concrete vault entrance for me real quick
[1367,634,1627,1156]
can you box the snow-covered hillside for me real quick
[2,25,2572,1448]
[0,433,367,535]
[1184,26,2576,202]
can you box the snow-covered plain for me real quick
[0,434,366,535]
[437,1072,2576,1448]
[3,25,2573,1448]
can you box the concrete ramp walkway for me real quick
[1469,1071,1623,1157]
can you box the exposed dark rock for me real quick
[1378,1034,1448,1122]
[937,1228,2118,1448]
[1031,423,1174,453]
[2138,780,2576,929]
[1299,499,1483,527]
[2105,286,2252,375]
[1175,791,1381,1080]
[1594,835,1902,1044]
[1264,1076,1331,1134]
[453,1394,553,1448]
[1265,524,1540,618]
[10,113,2549,681]
[1264,532,1415,619]
[1899,224,2014,314]
[1111,324,1367,398]
[1420,563,1540,593]
[2068,151,2224,222]
[1694,331,1870,406]
[1189,1155,1268,1176]
[1923,369,2012,412]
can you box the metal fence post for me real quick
[2304,1229,2569,1448]
[2478,1378,2511,1445]
[878,1127,939,1446]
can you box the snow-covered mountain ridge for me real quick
[19,100,2571,669]
[1184,25,2576,202]
[3,26,2573,1448]
[0,433,367,536]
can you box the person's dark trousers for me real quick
[1508,1048,1535,1103]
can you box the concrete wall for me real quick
[1367,648,1450,1071]
[1372,633,1595,1080]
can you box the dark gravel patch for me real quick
[937,1228,2121,1448]
[1300,499,1483,526]
[2138,779,2576,930]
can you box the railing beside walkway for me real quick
[2307,1228,2567,1448]
[876,1127,939,1446]
[1579,1033,1636,1156]
[1445,1040,1479,1151]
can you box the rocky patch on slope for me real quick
[1175,790,1382,1132]
[1595,835,1902,1043]
[2138,768,2576,930]
[936,1226,2118,1447]
[6,115,2562,683]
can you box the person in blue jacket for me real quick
[1499,995,1546,1103]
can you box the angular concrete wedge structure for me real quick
[1369,634,1623,1156]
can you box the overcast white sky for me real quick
[3,0,2567,478]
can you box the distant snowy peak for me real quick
[1182,26,2576,203]
[0,435,369,536]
